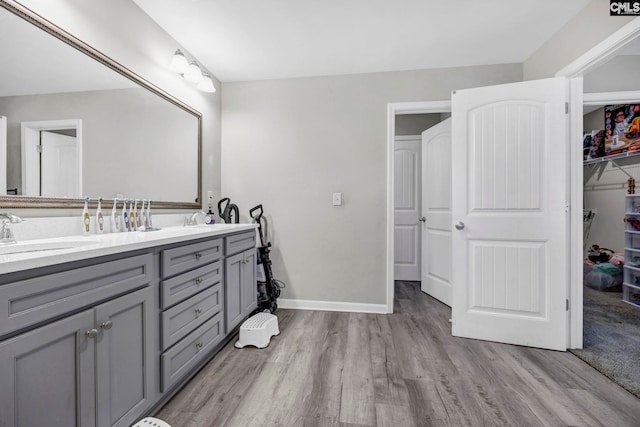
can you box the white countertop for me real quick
[0,223,257,275]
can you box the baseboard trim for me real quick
[277,298,389,314]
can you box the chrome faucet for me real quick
[0,213,24,244]
[184,211,206,226]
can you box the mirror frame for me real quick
[0,0,202,209]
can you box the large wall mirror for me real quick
[0,0,202,209]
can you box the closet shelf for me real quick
[623,196,640,309]
[622,282,640,291]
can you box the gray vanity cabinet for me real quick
[0,286,154,427]
[225,231,257,332]
[0,253,154,427]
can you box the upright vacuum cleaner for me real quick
[218,197,240,223]
[250,204,284,313]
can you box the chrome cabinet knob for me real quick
[195,252,202,260]
[196,341,203,349]
[195,277,203,285]
[195,308,202,316]
[100,320,113,330]
[85,328,98,338]
[419,217,426,223]
[455,221,465,230]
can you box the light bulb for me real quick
[170,49,189,74]
[184,62,203,84]
[197,74,216,92]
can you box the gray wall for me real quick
[395,113,451,136]
[221,64,522,305]
[12,0,221,210]
[523,0,636,80]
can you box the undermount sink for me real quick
[0,240,98,256]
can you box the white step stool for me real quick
[235,312,279,349]
[132,417,171,427]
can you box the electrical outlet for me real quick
[207,191,214,207]
[332,192,342,206]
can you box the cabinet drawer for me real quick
[0,253,153,337]
[225,231,255,256]
[161,238,222,278]
[161,284,223,351]
[160,260,222,309]
[160,312,224,392]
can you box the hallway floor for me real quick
[156,281,640,426]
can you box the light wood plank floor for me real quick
[156,282,640,426]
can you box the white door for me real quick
[40,131,80,197]
[421,118,452,305]
[0,116,6,195]
[451,78,569,351]
[394,137,421,281]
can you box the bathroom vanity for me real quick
[0,224,257,427]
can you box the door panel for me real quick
[394,138,421,280]
[0,310,96,427]
[451,78,568,351]
[40,131,80,198]
[95,286,154,427]
[421,119,452,305]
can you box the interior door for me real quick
[0,116,6,195]
[40,130,80,197]
[451,78,569,351]
[421,118,452,305]
[394,137,422,281]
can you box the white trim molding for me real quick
[278,299,388,314]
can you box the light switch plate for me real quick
[332,192,342,206]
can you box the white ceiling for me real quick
[134,0,592,82]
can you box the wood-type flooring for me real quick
[156,281,640,426]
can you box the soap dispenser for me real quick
[96,197,104,234]
[148,200,153,227]
[82,196,91,236]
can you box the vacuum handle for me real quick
[217,198,230,216]
[249,204,263,221]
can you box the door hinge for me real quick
[566,299,570,311]
[565,102,569,114]
[36,144,43,153]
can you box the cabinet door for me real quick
[242,248,257,315]
[225,251,244,331]
[0,310,96,427]
[95,287,155,427]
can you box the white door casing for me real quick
[451,78,569,351]
[394,137,421,281]
[40,131,80,198]
[421,118,453,306]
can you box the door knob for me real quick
[418,217,426,223]
[455,221,465,230]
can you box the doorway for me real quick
[387,101,450,312]
[21,119,82,197]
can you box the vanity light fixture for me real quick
[170,49,216,93]
[170,49,189,74]
[197,73,216,93]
